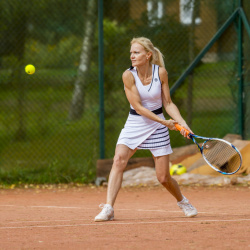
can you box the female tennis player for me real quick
[95,37,197,221]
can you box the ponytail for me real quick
[152,47,165,68]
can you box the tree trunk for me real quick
[69,0,97,120]
[14,11,27,141]
[187,0,200,128]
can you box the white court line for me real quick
[0,205,234,215]
[3,210,228,224]
[8,219,82,224]
[0,205,82,209]
[136,209,208,214]
[31,206,82,209]
[0,218,250,229]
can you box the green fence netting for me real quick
[0,0,249,184]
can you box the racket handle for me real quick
[171,119,191,134]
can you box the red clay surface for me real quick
[0,185,250,250]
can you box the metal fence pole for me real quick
[239,8,250,39]
[238,0,244,138]
[170,8,239,96]
[98,0,105,158]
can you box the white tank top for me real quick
[128,64,162,111]
[116,64,171,150]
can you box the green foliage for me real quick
[24,36,83,68]
[0,158,95,185]
[0,87,98,184]
[0,64,241,184]
[128,10,190,84]
[0,0,86,60]
[0,0,245,185]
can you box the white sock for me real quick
[178,196,187,204]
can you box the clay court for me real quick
[0,185,249,249]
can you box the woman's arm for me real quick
[122,70,176,130]
[159,67,193,137]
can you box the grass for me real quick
[0,61,242,185]
[0,116,98,184]
[0,80,99,185]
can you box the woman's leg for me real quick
[153,154,197,217]
[153,154,183,202]
[107,144,137,206]
[95,145,136,221]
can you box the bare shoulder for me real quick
[159,67,168,84]
[122,70,133,80]
[159,67,168,77]
[122,70,134,88]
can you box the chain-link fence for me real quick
[0,0,249,184]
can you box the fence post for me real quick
[237,0,244,138]
[98,0,105,159]
[170,8,239,96]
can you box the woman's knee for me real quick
[112,153,128,172]
[157,174,172,186]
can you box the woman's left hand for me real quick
[178,122,194,139]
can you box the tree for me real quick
[0,0,87,139]
[69,0,97,120]
[187,0,201,128]
[0,0,29,140]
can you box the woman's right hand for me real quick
[161,119,178,131]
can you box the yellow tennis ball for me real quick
[170,164,187,175]
[25,64,35,74]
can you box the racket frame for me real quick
[190,134,242,175]
[173,122,242,175]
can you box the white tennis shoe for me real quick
[177,196,198,217]
[94,204,114,222]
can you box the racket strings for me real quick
[202,140,241,174]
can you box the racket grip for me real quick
[171,120,191,134]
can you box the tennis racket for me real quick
[175,123,242,175]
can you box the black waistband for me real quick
[129,107,163,116]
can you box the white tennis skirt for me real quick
[117,113,173,157]
[137,125,173,156]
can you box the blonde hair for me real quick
[131,37,165,68]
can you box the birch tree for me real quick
[180,0,200,127]
[69,0,97,120]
